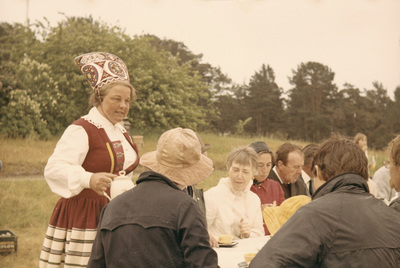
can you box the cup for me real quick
[218,234,233,245]
[244,253,257,265]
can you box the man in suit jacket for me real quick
[268,142,308,199]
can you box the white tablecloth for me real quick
[214,236,270,268]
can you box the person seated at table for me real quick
[205,146,264,246]
[248,141,285,235]
[268,142,308,199]
[387,134,400,212]
[87,128,218,267]
[249,134,400,268]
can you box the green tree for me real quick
[244,64,283,136]
[286,62,338,142]
[213,84,248,135]
[127,36,215,132]
[0,89,50,138]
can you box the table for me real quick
[214,236,270,268]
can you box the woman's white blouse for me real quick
[204,177,264,240]
[44,107,137,198]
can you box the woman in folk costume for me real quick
[39,52,139,268]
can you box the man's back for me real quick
[88,171,218,268]
[250,173,400,268]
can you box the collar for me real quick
[301,170,311,184]
[82,107,126,133]
[273,166,285,184]
[136,170,182,191]
[253,178,263,186]
[312,173,369,200]
[219,177,253,197]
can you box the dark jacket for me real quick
[187,185,207,227]
[250,173,400,268]
[88,171,218,268]
[268,169,308,199]
[390,196,400,212]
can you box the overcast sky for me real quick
[1,0,399,98]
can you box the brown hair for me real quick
[275,143,303,165]
[302,144,319,167]
[388,134,400,167]
[312,134,368,182]
[89,81,136,107]
[226,146,258,174]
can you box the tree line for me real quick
[0,16,399,149]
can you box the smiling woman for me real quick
[204,146,264,246]
[39,52,140,268]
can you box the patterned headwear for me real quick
[74,52,130,92]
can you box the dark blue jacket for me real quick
[88,171,218,268]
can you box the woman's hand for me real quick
[239,218,251,239]
[209,235,219,248]
[89,172,117,196]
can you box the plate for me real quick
[218,241,238,247]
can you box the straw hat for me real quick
[74,52,130,92]
[140,128,214,186]
[263,195,311,236]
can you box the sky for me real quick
[1,0,399,98]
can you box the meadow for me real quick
[0,133,387,267]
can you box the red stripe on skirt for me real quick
[49,189,109,229]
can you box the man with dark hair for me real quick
[250,135,400,268]
[268,142,307,199]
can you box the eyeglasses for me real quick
[384,160,391,169]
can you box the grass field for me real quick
[0,133,388,267]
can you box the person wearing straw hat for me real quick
[88,128,218,268]
[250,134,400,268]
[39,52,139,268]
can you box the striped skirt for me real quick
[39,189,109,267]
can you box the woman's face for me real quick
[98,84,131,124]
[389,157,400,191]
[254,153,272,182]
[357,138,368,152]
[228,161,254,191]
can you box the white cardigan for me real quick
[204,177,264,240]
[44,107,137,198]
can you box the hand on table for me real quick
[89,172,117,196]
[210,235,219,248]
[239,218,251,239]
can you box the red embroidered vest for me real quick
[73,118,139,175]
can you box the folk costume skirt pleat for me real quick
[39,189,109,268]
